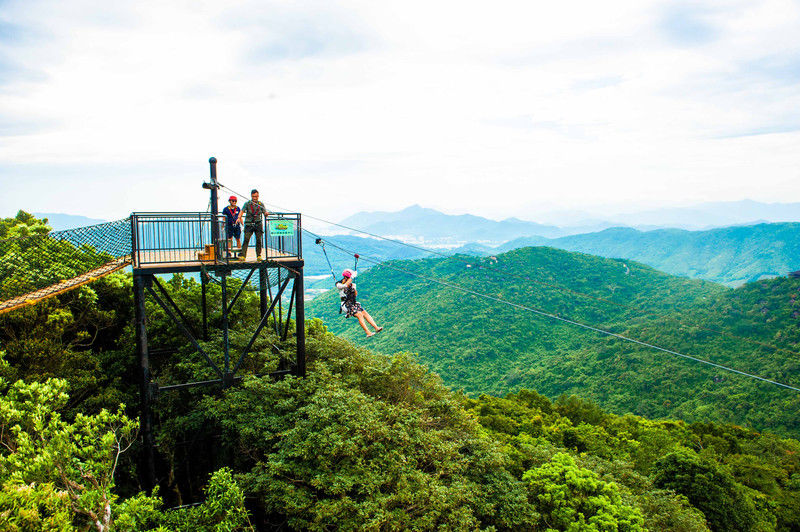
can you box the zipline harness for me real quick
[315,237,359,315]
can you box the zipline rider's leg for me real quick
[355,312,372,336]
[362,310,380,330]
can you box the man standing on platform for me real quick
[237,189,269,260]
[222,195,242,254]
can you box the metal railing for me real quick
[131,212,226,267]
[130,212,302,267]
[264,213,302,260]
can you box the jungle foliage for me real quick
[309,246,800,438]
[2,212,800,530]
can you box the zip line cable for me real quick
[285,202,798,357]
[310,233,800,393]
[218,185,798,359]
[219,184,800,392]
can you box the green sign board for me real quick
[269,219,295,236]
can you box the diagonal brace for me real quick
[145,282,223,378]
[152,277,199,339]
[226,267,256,314]
[232,277,290,374]
[281,280,296,342]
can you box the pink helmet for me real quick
[342,270,352,278]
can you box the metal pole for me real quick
[133,274,156,489]
[277,268,283,334]
[221,272,230,386]
[295,266,306,378]
[259,264,268,318]
[207,157,220,246]
[130,215,138,267]
[201,272,208,341]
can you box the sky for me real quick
[1,0,799,224]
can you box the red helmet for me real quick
[229,196,237,201]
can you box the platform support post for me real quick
[221,272,231,386]
[295,266,306,378]
[277,268,283,333]
[201,272,208,341]
[133,274,156,490]
[259,264,268,318]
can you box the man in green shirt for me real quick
[236,189,269,260]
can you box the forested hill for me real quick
[3,212,800,530]
[308,246,800,438]
[497,222,800,286]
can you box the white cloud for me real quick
[1,0,799,222]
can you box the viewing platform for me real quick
[130,211,303,274]
[130,157,308,489]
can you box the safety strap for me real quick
[316,239,338,283]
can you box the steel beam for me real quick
[133,274,156,490]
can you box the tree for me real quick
[651,449,764,532]
[523,452,645,531]
[0,369,254,531]
[0,376,140,531]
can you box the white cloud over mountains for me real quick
[1,0,799,221]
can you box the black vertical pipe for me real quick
[259,264,268,318]
[221,272,230,383]
[130,215,138,267]
[201,271,208,341]
[134,274,156,489]
[209,157,219,246]
[294,267,306,378]
[277,268,283,333]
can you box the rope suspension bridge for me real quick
[0,218,133,315]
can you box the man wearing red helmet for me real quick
[222,196,241,253]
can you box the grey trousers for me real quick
[241,223,263,258]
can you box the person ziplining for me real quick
[336,269,383,337]
[314,237,384,336]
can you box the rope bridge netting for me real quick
[0,218,132,315]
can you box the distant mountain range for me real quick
[530,199,800,230]
[492,223,800,287]
[336,200,800,246]
[338,204,606,244]
[34,213,107,231]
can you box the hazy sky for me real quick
[1,0,799,223]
